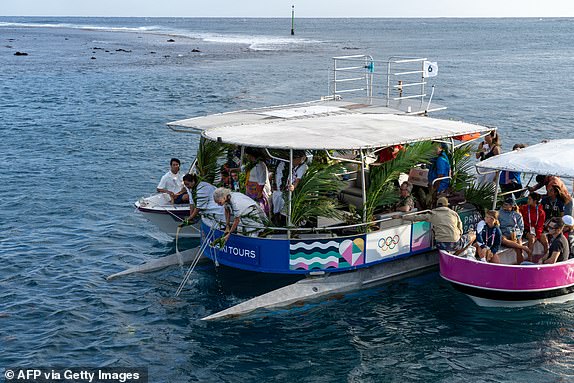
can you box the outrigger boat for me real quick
[439,139,574,307]
[135,193,201,238]
[115,55,493,319]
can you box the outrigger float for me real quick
[112,55,492,319]
[439,139,574,307]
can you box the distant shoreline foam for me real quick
[0,21,322,51]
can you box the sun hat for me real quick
[437,197,449,207]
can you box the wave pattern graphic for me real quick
[290,255,340,265]
[290,241,341,251]
[291,261,339,270]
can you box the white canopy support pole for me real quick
[492,171,501,210]
[287,149,293,239]
[360,149,367,222]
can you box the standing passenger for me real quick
[428,143,451,196]
[244,148,271,215]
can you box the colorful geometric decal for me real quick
[366,224,412,263]
[411,221,432,252]
[339,238,365,266]
[289,236,365,271]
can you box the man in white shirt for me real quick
[272,151,308,219]
[157,158,187,204]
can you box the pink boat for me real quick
[439,139,574,307]
[439,250,574,307]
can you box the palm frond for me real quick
[195,138,229,184]
[364,141,436,223]
[289,162,347,227]
[464,181,498,214]
[449,143,476,191]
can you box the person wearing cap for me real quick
[395,196,475,254]
[539,217,570,264]
[428,143,451,195]
[498,196,531,264]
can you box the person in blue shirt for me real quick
[428,142,451,195]
[475,210,503,263]
[499,144,525,198]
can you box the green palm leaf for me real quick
[364,141,436,225]
[195,138,229,184]
[289,161,347,227]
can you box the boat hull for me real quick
[135,195,200,238]
[439,249,574,307]
[201,219,435,274]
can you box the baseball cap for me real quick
[563,215,574,226]
[437,197,449,207]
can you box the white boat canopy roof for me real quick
[477,139,574,178]
[190,111,490,151]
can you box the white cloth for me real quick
[229,192,266,233]
[249,161,272,195]
[193,182,225,221]
[157,171,183,193]
[273,161,308,214]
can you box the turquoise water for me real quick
[1,17,573,382]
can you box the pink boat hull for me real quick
[439,250,574,305]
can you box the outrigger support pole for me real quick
[492,171,501,210]
[360,149,367,222]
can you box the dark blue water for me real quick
[1,17,573,382]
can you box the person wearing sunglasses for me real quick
[539,217,570,264]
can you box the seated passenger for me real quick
[157,158,187,203]
[182,174,225,227]
[474,210,503,263]
[213,187,266,239]
[498,197,531,264]
[395,181,415,212]
[539,217,570,264]
[397,197,475,255]
[519,192,547,261]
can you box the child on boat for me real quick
[475,210,503,263]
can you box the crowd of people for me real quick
[155,135,574,264]
[155,149,310,237]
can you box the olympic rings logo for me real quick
[378,235,400,251]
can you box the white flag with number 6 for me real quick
[423,61,438,78]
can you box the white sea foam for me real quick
[0,22,322,51]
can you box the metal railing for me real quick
[330,55,436,111]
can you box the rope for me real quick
[175,222,217,297]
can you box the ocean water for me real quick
[1,17,574,382]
